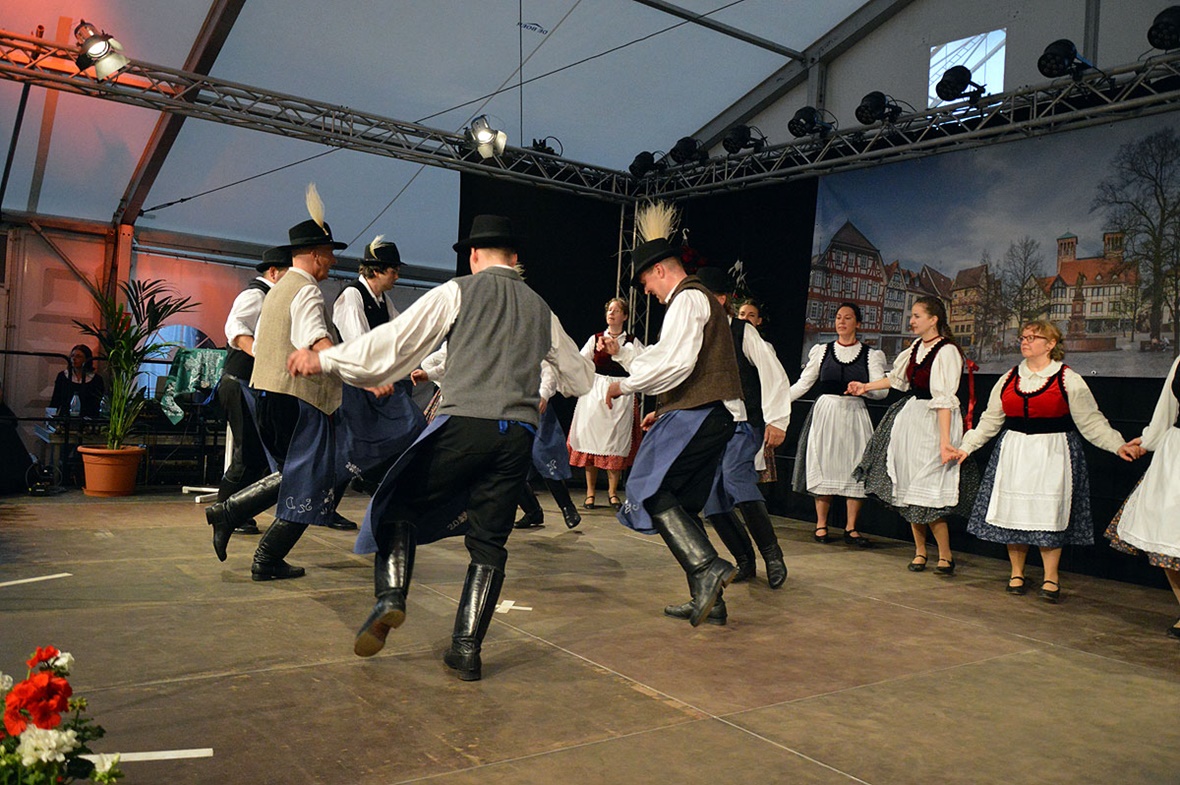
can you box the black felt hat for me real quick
[694,265,734,294]
[453,215,522,253]
[281,219,348,252]
[363,237,402,267]
[629,237,681,288]
[255,245,292,273]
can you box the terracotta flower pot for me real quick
[77,445,146,497]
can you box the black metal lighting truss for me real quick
[0,29,632,203]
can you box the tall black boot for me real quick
[708,510,756,583]
[651,506,737,627]
[443,564,504,681]
[514,483,545,529]
[206,472,282,562]
[354,520,415,657]
[251,519,308,581]
[738,500,787,589]
[544,478,581,529]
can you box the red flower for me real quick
[3,671,72,736]
[26,646,60,670]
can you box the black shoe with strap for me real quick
[1040,579,1060,603]
[1006,576,1027,595]
[843,529,873,548]
[934,558,956,576]
[908,554,928,572]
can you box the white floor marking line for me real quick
[83,748,214,763]
[495,600,533,613]
[0,573,72,588]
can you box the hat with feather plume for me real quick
[281,183,348,251]
[629,201,681,287]
[362,234,402,267]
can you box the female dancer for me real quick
[848,296,976,575]
[1106,355,1180,635]
[953,320,1137,602]
[790,303,887,546]
[567,297,643,509]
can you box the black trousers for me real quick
[646,404,736,517]
[380,416,533,571]
[253,389,301,471]
[217,375,270,501]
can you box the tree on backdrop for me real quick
[1001,236,1049,338]
[1093,127,1180,355]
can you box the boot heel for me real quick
[354,594,406,657]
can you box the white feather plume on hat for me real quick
[635,200,679,244]
[306,183,328,235]
[368,234,388,257]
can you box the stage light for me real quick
[529,137,562,156]
[629,151,666,178]
[855,91,901,125]
[787,106,832,138]
[1037,39,1094,80]
[465,115,507,159]
[721,125,766,154]
[935,65,985,103]
[1149,7,1180,50]
[669,136,707,165]
[73,19,128,80]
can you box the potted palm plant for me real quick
[74,278,198,496]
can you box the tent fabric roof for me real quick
[1,1,873,271]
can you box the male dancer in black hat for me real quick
[206,184,349,579]
[603,202,741,627]
[288,214,593,680]
[214,246,290,536]
[683,266,791,607]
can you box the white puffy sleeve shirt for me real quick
[223,278,270,350]
[788,342,887,402]
[888,339,962,410]
[1140,355,1180,452]
[738,320,791,431]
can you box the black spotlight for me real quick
[669,136,707,164]
[935,65,985,103]
[788,106,832,137]
[1037,39,1094,79]
[722,125,766,154]
[629,151,666,178]
[855,91,901,125]
[1149,6,1180,50]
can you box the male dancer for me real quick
[215,246,290,536]
[604,202,742,627]
[206,185,347,579]
[288,215,593,680]
[687,266,791,607]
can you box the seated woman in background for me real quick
[1105,354,1180,637]
[50,344,104,417]
[952,320,1139,603]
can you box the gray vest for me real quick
[437,266,551,425]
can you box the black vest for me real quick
[222,278,271,379]
[730,319,764,429]
[815,342,870,396]
[345,279,391,331]
[1172,367,1180,429]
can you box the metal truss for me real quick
[0,29,633,205]
[645,50,1180,200]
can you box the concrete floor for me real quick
[2,489,1179,785]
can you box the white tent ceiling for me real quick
[1,1,875,271]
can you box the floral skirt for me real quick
[967,429,1093,547]
[853,397,979,526]
[1106,476,1180,571]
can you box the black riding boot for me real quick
[206,471,282,562]
[544,478,581,529]
[708,510,756,583]
[354,520,415,657]
[738,500,787,589]
[514,483,545,529]
[443,564,504,681]
[250,519,309,581]
[651,506,736,627]
[664,573,728,625]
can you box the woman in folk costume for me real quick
[848,296,978,575]
[952,320,1139,602]
[789,302,888,546]
[567,297,644,509]
[1105,356,1180,636]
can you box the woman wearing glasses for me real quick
[950,320,1139,602]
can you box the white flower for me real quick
[49,651,74,674]
[0,671,12,698]
[16,727,80,766]
[93,752,121,773]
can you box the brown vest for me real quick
[656,277,742,416]
[250,269,342,415]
